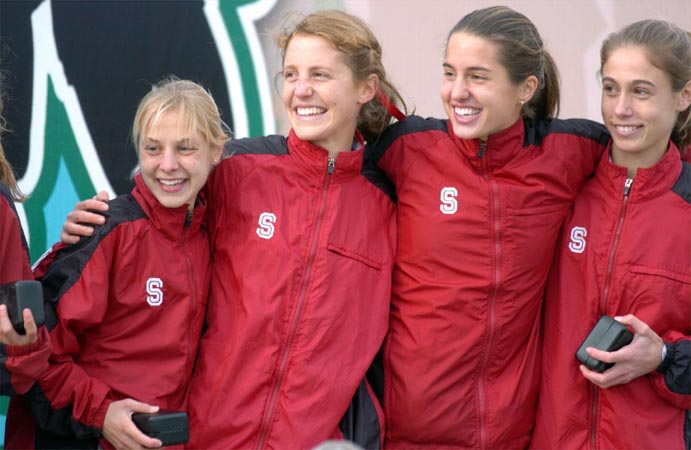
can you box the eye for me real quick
[178,145,196,153]
[283,70,297,81]
[469,73,487,82]
[442,69,455,80]
[602,84,618,96]
[633,87,651,97]
[143,145,160,154]
[312,71,329,80]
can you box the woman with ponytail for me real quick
[532,19,691,449]
[366,6,610,449]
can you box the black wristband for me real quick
[656,342,674,374]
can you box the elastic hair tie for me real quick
[376,89,405,121]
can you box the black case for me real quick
[0,280,44,334]
[132,410,189,446]
[576,315,633,373]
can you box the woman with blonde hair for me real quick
[5,77,226,449]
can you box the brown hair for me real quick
[132,77,228,154]
[600,19,691,151]
[447,5,560,120]
[276,9,407,143]
[0,87,25,202]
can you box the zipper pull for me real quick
[623,178,633,197]
[327,157,336,175]
[477,140,487,159]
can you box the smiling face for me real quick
[139,108,221,209]
[601,45,689,170]
[281,33,375,155]
[442,32,535,141]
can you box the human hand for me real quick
[580,314,664,389]
[102,399,162,450]
[0,305,38,346]
[60,191,110,244]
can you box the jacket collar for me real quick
[287,129,365,185]
[447,118,525,171]
[131,173,207,242]
[597,140,683,201]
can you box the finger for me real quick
[80,198,109,212]
[125,400,159,414]
[579,364,609,388]
[71,209,107,226]
[614,314,645,333]
[586,346,617,363]
[0,305,17,343]
[95,190,111,203]
[21,309,39,342]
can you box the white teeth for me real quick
[160,179,184,186]
[616,125,639,133]
[297,107,326,116]
[454,107,480,117]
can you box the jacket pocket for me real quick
[327,244,383,271]
[629,264,691,285]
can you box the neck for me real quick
[611,141,669,178]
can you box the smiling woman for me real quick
[533,19,691,449]
[3,78,227,449]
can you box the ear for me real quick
[212,143,224,166]
[520,75,539,104]
[676,79,691,113]
[358,74,379,105]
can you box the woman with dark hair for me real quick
[366,6,609,448]
[532,19,691,449]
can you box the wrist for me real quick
[656,341,674,374]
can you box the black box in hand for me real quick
[0,280,44,335]
[576,315,633,373]
[132,410,189,446]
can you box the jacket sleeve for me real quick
[651,331,691,409]
[0,190,33,284]
[23,239,116,438]
[367,115,447,188]
[1,327,52,396]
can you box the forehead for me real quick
[144,108,198,139]
[283,33,346,67]
[603,45,669,85]
[445,32,500,69]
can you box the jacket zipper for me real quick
[589,177,633,449]
[477,141,499,450]
[182,209,196,371]
[256,156,335,450]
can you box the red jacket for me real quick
[531,144,691,449]
[367,116,609,449]
[187,131,396,449]
[4,174,210,449]
[0,181,32,285]
[1,180,41,397]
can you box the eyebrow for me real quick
[442,63,491,72]
[142,137,193,145]
[602,76,656,88]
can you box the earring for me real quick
[520,100,525,106]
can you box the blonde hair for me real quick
[132,77,228,154]
[276,10,407,143]
[0,90,25,202]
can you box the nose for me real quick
[451,77,470,101]
[159,148,179,172]
[294,76,313,98]
[614,93,633,116]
